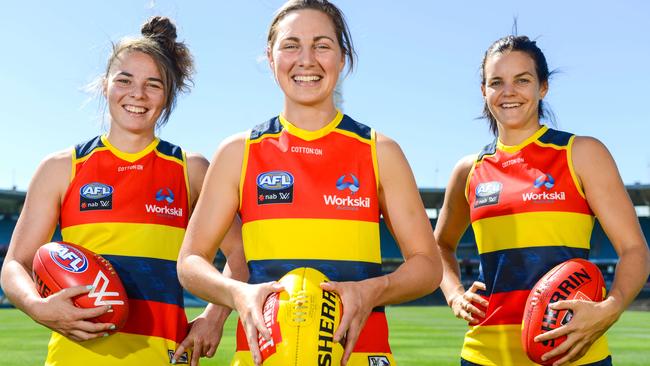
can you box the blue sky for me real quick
[1,0,649,190]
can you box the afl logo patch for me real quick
[474,181,502,208]
[80,183,113,199]
[80,182,113,211]
[49,243,89,273]
[257,171,294,205]
[257,171,294,190]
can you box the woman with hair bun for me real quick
[0,16,244,366]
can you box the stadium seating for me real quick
[376,217,649,296]
[0,215,17,247]
[0,198,648,308]
[0,216,14,306]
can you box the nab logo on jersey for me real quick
[80,182,113,211]
[49,243,88,273]
[257,171,294,205]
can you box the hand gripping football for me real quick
[32,241,129,330]
[259,267,344,366]
[522,258,605,365]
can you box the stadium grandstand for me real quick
[1,185,649,307]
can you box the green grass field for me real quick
[1,306,648,365]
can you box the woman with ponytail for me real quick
[0,16,244,366]
[177,1,442,365]
[435,35,649,366]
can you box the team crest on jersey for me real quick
[80,182,113,211]
[257,171,294,205]
[167,350,188,364]
[474,181,502,208]
[368,355,390,366]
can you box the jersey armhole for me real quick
[371,129,379,191]
[61,147,78,214]
[567,135,587,199]
[238,130,252,211]
[464,159,478,204]
[70,146,77,182]
[182,150,191,210]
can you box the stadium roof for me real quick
[626,184,650,206]
[1,185,650,214]
[0,189,25,215]
[420,188,446,209]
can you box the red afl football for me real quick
[32,241,129,330]
[522,258,606,365]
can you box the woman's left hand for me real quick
[320,278,384,366]
[534,298,621,366]
[173,304,231,365]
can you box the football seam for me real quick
[294,324,300,366]
[294,267,307,366]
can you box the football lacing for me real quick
[291,291,309,323]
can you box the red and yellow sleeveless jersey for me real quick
[47,135,191,365]
[463,126,610,365]
[232,112,395,366]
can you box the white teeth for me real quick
[501,103,521,108]
[124,105,147,114]
[293,75,321,82]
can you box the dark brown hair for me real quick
[105,16,194,128]
[481,35,555,135]
[267,0,356,74]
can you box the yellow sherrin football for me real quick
[259,267,344,366]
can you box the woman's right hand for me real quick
[450,281,488,325]
[31,285,114,342]
[231,281,284,366]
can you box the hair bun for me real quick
[141,16,177,49]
